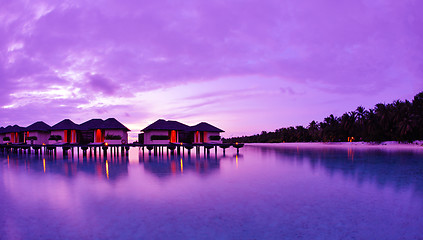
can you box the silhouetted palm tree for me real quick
[308,120,319,141]
[224,91,423,143]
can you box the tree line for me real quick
[224,92,423,143]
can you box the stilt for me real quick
[102,145,108,158]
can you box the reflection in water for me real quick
[139,153,222,177]
[1,151,130,181]
[105,160,109,179]
[1,145,423,239]
[252,145,423,197]
[0,148,243,180]
[135,147,243,178]
[347,148,354,161]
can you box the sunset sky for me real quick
[1,0,422,138]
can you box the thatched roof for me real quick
[190,122,224,132]
[51,119,80,130]
[0,118,130,133]
[26,121,51,132]
[103,118,130,131]
[3,125,25,133]
[142,119,190,132]
[79,119,105,131]
[79,118,130,131]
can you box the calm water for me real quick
[1,145,423,240]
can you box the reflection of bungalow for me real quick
[3,125,25,144]
[190,122,224,144]
[80,118,130,144]
[142,119,190,144]
[50,119,79,144]
[25,121,51,145]
[141,157,221,177]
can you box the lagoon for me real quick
[1,144,423,239]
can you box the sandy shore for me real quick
[247,141,423,151]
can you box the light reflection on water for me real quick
[1,145,423,239]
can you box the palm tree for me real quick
[375,103,391,140]
[412,92,423,139]
[398,116,413,142]
[308,120,319,141]
[355,106,368,140]
[322,114,340,141]
[224,91,423,143]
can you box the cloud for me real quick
[0,0,422,134]
[4,0,422,89]
[86,73,118,96]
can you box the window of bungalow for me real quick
[71,130,76,143]
[170,130,177,143]
[195,131,199,143]
[64,130,68,143]
[95,129,104,143]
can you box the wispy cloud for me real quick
[0,0,422,135]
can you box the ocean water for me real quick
[1,145,423,240]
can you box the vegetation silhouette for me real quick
[224,92,423,143]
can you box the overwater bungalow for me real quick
[25,121,51,145]
[190,122,224,144]
[79,119,105,144]
[50,119,80,144]
[0,127,5,144]
[80,118,129,144]
[141,119,191,144]
[140,119,225,145]
[3,125,25,144]
[102,118,130,144]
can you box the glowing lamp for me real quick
[105,142,109,146]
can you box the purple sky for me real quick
[1,0,422,137]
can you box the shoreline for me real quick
[246,141,423,151]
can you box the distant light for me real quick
[105,142,109,146]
